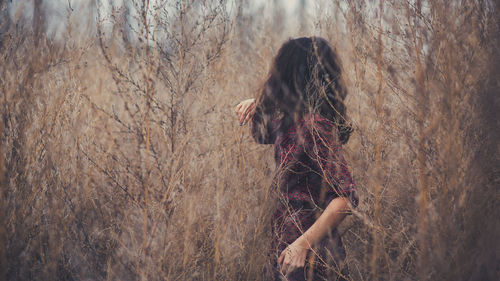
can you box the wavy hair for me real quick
[252,37,353,144]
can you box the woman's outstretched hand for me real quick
[235,98,256,125]
[277,238,309,277]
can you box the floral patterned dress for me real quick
[252,113,358,281]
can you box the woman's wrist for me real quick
[295,234,312,249]
[296,197,350,252]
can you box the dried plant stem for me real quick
[406,0,429,277]
[371,1,385,280]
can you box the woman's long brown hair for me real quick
[251,37,353,145]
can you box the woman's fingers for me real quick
[281,252,308,276]
[235,101,247,114]
[239,109,247,123]
[235,99,256,125]
[281,260,290,277]
[277,251,286,275]
[279,250,297,276]
[287,266,296,276]
[235,103,247,115]
[286,256,299,276]
[242,103,256,124]
[236,107,245,123]
[238,106,250,124]
[235,103,245,115]
[243,111,252,124]
[245,102,255,116]
[242,106,251,124]
[286,260,305,276]
[285,261,297,276]
[278,251,285,267]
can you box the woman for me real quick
[235,37,358,281]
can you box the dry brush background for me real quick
[0,0,499,280]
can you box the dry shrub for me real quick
[0,0,498,280]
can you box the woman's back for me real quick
[264,113,357,239]
[236,36,356,281]
[260,113,357,280]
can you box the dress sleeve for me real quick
[299,116,359,208]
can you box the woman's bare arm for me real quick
[297,196,350,248]
[278,196,350,276]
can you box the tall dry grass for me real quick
[0,0,498,280]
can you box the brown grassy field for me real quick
[0,0,499,280]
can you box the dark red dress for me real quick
[252,113,358,281]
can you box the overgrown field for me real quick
[0,1,498,280]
